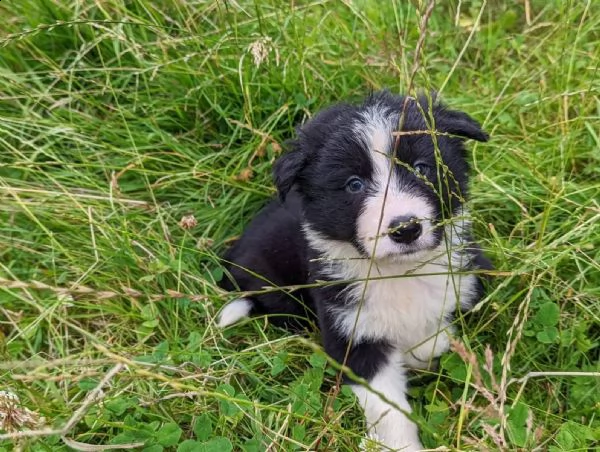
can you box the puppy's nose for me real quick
[388,216,422,244]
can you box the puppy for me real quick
[218,91,492,451]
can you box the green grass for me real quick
[1,0,599,450]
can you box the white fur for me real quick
[304,225,477,363]
[306,222,476,449]
[217,298,252,327]
[351,351,422,451]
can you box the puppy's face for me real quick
[275,92,488,261]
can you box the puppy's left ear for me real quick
[272,142,307,201]
[439,109,489,142]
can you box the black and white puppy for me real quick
[218,91,492,451]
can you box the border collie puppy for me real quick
[218,91,491,451]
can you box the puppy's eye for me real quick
[345,176,365,193]
[414,163,432,176]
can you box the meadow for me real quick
[0,0,598,450]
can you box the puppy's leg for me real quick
[403,329,450,370]
[218,298,254,327]
[351,351,422,451]
[218,253,314,329]
[319,326,423,451]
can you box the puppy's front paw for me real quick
[405,331,450,370]
[366,413,423,451]
[403,352,440,371]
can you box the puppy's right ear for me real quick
[273,102,350,200]
[273,141,307,201]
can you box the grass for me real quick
[0,0,599,450]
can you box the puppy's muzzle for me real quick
[388,216,422,244]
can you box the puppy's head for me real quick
[274,91,488,261]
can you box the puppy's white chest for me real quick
[334,263,475,349]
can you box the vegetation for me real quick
[0,0,598,450]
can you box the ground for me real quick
[0,1,599,451]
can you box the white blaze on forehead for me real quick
[354,106,394,154]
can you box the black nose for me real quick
[388,216,422,244]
